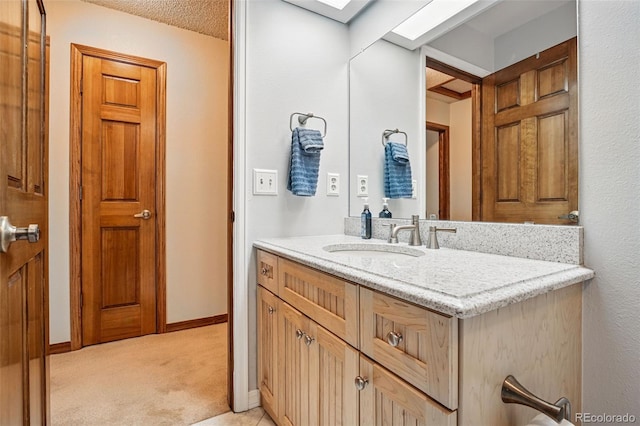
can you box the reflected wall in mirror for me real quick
[349,0,579,225]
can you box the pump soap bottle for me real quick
[379,198,392,218]
[361,198,372,239]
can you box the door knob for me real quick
[354,376,369,391]
[558,210,579,223]
[0,216,40,253]
[386,331,403,347]
[134,210,152,220]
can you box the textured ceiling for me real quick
[82,0,229,41]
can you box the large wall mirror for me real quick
[349,0,578,225]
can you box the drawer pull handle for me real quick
[354,376,369,391]
[387,331,403,347]
[304,335,315,346]
[296,329,305,340]
[268,306,275,314]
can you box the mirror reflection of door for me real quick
[425,59,477,222]
[426,37,578,225]
[426,124,450,220]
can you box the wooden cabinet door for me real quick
[359,357,457,426]
[1,0,49,424]
[278,301,312,426]
[308,321,359,426]
[257,286,279,421]
[277,300,359,426]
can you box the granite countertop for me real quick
[253,234,594,319]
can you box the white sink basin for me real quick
[322,243,425,260]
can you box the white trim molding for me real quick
[232,0,250,413]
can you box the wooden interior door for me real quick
[80,52,158,346]
[1,0,49,423]
[481,38,578,224]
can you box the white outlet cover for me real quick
[253,169,278,195]
[357,175,368,197]
[327,173,340,196]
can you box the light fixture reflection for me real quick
[317,0,352,11]
[392,0,481,41]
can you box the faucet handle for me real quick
[426,226,456,249]
[386,223,398,244]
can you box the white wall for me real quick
[495,0,577,71]
[449,98,472,221]
[579,0,640,418]
[47,0,229,343]
[425,130,439,217]
[243,0,350,389]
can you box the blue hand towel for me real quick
[384,142,413,198]
[287,128,323,196]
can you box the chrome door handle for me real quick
[558,210,579,223]
[0,217,40,253]
[134,210,152,220]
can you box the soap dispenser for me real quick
[361,198,372,239]
[379,198,392,218]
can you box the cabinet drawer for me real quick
[257,250,279,295]
[359,356,457,426]
[278,258,358,348]
[360,287,458,409]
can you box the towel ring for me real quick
[289,112,327,138]
[382,129,408,147]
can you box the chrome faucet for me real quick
[388,215,422,246]
[426,226,457,249]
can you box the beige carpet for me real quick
[50,324,230,426]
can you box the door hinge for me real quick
[79,185,83,200]
[230,211,235,222]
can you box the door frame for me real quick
[425,57,482,221]
[68,44,167,351]
[425,122,450,220]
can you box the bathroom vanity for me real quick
[254,234,593,426]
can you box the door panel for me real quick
[81,54,157,346]
[279,302,311,426]
[313,323,359,426]
[482,38,577,224]
[1,0,49,423]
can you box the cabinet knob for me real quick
[354,376,369,391]
[268,306,275,315]
[304,334,315,346]
[386,331,403,347]
[295,329,305,340]
[261,267,268,276]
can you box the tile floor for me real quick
[192,407,275,426]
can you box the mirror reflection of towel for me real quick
[384,142,412,198]
[287,128,324,196]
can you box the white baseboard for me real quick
[248,389,261,409]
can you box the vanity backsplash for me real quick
[344,217,583,265]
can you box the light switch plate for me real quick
[357,175,368,197]
[327,173,340,196]
[253,169,278,195]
